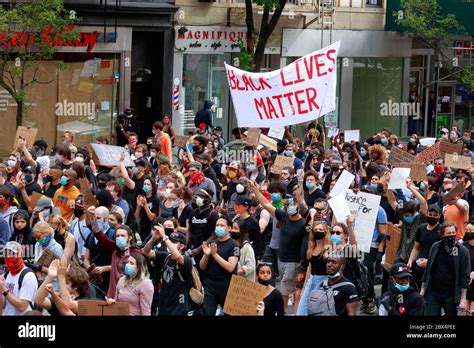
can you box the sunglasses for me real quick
[330,230,342,235]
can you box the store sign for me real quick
[0,25,99,52]
[454,40,474,58]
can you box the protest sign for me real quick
[439,140,462,156]
[344,130,360,143]
[89,143,135,167]
[225,41,340,127]
[329,170,354,198]
[393,163,426,182]
[329,195,351,223]
[174,135,189,148]
[37,248,59,268]
[388,167,411,189]
[79,178,98,206]
[345,190,381,253]
[383,225,401,268]
[416,142,440,164]
[328,127,339,138]
[223,275,268,316]
[259,134,277,151]
[246,128,261,146]
[442,183,465,204]
[388,147,416,165]
[419,138,437,147]
[78,300,130,316]
[268,127,285,140]
[30,192,48,209]
[445,153,471,170]
[272,155,294,174]
[13,126,38,149]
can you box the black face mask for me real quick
[164,228,174,237]
[147,144,152,151]
[73,208,84,218]
[192,145,200,153]
[443,235,456,248]
[323,167,330,174]
[258,278,271,286]
[331,165,340,172]
[426,216,439,226]
[463,233,474,242]
[313,232,325,240]
[230,231,241,240]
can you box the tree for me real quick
[395,0,473,91]
[241,0,287,72]
[0,0,78,127]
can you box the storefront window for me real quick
[352,58,403,139]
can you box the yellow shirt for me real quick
[53,185,80,221]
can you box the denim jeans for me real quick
[424,295,457,316]
[296,274,327,316]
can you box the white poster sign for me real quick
[268,126,286,140]
[388,168,411,190]
[344,130,360,142]
[329,170,354,198]
[329,195,351,223]
[225,41,340,128]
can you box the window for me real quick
[366,0,382,7]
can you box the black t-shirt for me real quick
[415,223,441,259]
[176,204,192,228]
[158,253,193,316]
[331,277,359,316]
[205,238,240,284]
[431,245,455,297]
[310,255,327,275]
[304,189,326,208]
[263,288,285,316]
[234,215,262,259]
[427,192,440,206]
[44,182,61,199]
[380,196,396,224]
[139,195,161,241]
[188,207,219,249]
[58,162,72,171]
[275,209,307,263]
[25,182,42,196]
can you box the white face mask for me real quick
[74,157,84,163]
[150,151,157,158]
[7,159,16,167]
[236,184,245,194]
[134,152,143,159]
[165,188,172,198]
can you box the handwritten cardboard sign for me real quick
[246,128,261,147]
[174,135,189,148]
[13,126,38,149]
[442,182,465,204]
[439,140,462,156]
[37,248,59,268]
[388,147,416,165]
[223,275,268,316]
[89,143,135,167]
[78,300,130,316]
[30,192,47,209]
[272,155,294,174]
[444,153,471,170]
[383,224,401,268]
[416,142,440,164]
[393,163,426,182]
[79,178,98,206]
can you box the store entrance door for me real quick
[435,83,455,137]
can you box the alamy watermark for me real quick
[380,100,421,119]
[216,148,258,164]
[55,99,96,117]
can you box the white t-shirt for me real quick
[3,268,38,316]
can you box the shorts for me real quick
[277,260,298,296]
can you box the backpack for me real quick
[308,280,355,316]
[346,259,369,298]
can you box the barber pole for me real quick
[173,86,179,110]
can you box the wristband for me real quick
[162,236,170,242]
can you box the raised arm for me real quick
[246,179,276,217]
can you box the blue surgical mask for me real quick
[328,272,341,279]
[60,175,69,186]
[381,138,387,145]
[287,205,297,216]
[132,167,139,175]
[284,150,293,157]
[116,236,128,250]
[24,174,33,183]
[143,185,152,193]
[419,182,425,191]
[215,226,226,238]
[330,234,342,245]
[124,263,136,277]
[271,193,281,202]
[403,212,419,224]
[394,283,410,292]
[98,220,109,233]
[360,150,367,157]
[306,182,316,190]
[368,183,378,190]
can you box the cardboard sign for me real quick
[393,163,426,182]
[268,126,285,140]
[79,178,98,206]
[445,153,471,170]
[388,147,416,165]
[223,275,268,316]
[89,143,135,167]
[383,224,401,268]
[30,192,47,209]
[259,134,277,151]
[439,140,462,156]
[272,155,294,174]
[344,130,360,143]
[78,300,130,316]
[416,142,440,164]
[37,248,59,267]
[174,135,189,148]
[246,128,261,147]
[13,126,38,149]
[442,183,465,204]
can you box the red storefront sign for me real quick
[455,40,474,57]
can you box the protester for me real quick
[232,219,256,281]
[257,263,285,316]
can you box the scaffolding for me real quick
[319,0,334,49]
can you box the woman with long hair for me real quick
[296,221,332,316]
[48,215,78,264]
[162,114,176,143]
[256,263,285,316]
[106,253,154,316]
[135,177,160,243]
[233,220,256,282]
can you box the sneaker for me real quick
[360,302,368,313]
[365,300,378,315]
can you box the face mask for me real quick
[5,257,24,275]
[73,207,84,218]
[109,222,116,229]
[323,167,330,174]
[165,188,172,197]
[152,130,157,135]
[196,197,205,207]
[164,228,174,236]
[426,216,439,226]
[443,235,456,248]
[236,184,245,194]
[271,193,281,202]
[124,263,136,277]
[228,171,237,179]
[284,150,293,157]
[24,174,33,183]
[60,176,69,186]
[409,138,415,143]
[116,236,128,250]
[150,151,157,158]
[282,179,289,186]
[328,272,341,279]
[214,141,219,147]
[330,234,342,245]
[306,182,316,190]
[7,159,16,167]
[313,231,325,240]
[287,205,297,216]
[230,231,241,240]
[134,152,143,159]
[246,165,256,172]
[381,138,387,145]
[419,182,425,191]
[463,233,474,242]
[36,150,44,157]
[143,185,152,193]
[360,150,367,157]
[132,167,139,176]
[98,220,109,233]
[192,145,200,153]
[38,234,51,246]
[56,155,64,163]
[258,278,271,286]
[215,226,226,238]
[331,165,340,172]
[403,212,418,224]
[368,183,378,190]
[394,283,410,292]
[118,178,126,185]
[74,157,84,163]
[171,200,180,208]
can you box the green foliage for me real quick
[237,37,255,72]
[254,0,281,11]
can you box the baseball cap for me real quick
[195,153,211,162]
[390,262,412,278]
[33,197,53,212]
[23,166,37,174]
[169,232,186,244]
[428,204,442,214]
[235,195,252,206]
[215,126,222,131]
[188,161,202,171]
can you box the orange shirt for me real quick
[443,200,469,240]
[158,132,172,163]
[53,185,80,221]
